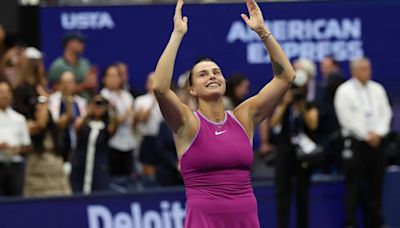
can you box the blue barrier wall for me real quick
[0,182,343,228]
[40,1,400,131]
[1,171,399,228]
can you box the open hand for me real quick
[173,0,188,35]
[241,0,268,35]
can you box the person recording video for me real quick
[270,59,319,228]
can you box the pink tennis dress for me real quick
[180,111,260,228]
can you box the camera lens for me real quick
[37,96,47,103]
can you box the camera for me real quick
[94,99,108,107]
[29,96,47,105]
[292,87,305,101]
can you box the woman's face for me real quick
[92,99,108,118]
[190,61,226,100]
[234,79,249,100]
[104,66,122,91]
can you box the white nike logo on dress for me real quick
[215,130,227,136]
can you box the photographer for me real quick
[70,95,119,194]
[270,62,319,228]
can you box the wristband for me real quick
[260,32,273,42]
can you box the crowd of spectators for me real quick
[0,28,188,198]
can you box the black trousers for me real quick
[343,138,385,228]
[0,162,24,196]
[108,148,133,176]
[275,149,311,228]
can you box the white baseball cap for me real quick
[25,47,43,59]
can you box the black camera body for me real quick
[291,86,306,102]
[29,96,47,106]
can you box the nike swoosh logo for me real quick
[215,130,227,136]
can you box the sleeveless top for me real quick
[180,111,255,200]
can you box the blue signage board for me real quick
[1,176,399,228]
[40,2,400,129]
[0,183,345,228]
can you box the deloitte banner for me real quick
[0,178,399,228]
[40,2,400,129]
[0,183,346,228]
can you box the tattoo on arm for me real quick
[271,57,284,76]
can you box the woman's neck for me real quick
[198,99,225,122]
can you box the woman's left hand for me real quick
[241,0,268,35]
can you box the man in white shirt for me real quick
[0,81,31,196]
[334,57,392,228]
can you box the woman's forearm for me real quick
[258,28,295,83]
[153,32,184,94]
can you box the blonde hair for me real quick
[15,58,45,88]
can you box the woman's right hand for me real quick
[173,0,188,36]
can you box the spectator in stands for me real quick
[48,31,97,100]
[0,45,26,87]
[100,64,136,178]
[115,61,142,98]
[24,95,72,197]
[10,47,71,197]
[334,57,392,228]
[13,47,48,120]
[316,56,346,173]
[153,84,183,187]
[223,73,250,110]
[135,72,163,186]
[71,95,119,194]
[270,60,319,228]
[0,81,31,196]
[177,70,196,111]
[48,71,87,162]
[154,120,183,186]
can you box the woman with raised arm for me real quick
[153,0,295,227]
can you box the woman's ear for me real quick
[189,87,197,97]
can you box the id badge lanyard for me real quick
[352,79,374,132]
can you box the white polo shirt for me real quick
[135,93,163,137]
[0,108,31,162]
[334,78,392,141]
[100,88,137,151]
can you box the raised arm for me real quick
[234,0,295,138]
[153,0,195,136]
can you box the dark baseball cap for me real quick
[62,31,86,46]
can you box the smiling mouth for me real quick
[206,82,220,88]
